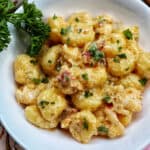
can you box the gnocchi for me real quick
[13,12,150,143]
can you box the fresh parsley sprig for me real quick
[0,0,50,56]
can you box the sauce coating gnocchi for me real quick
[14,12,150,143]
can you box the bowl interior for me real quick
[0,0,150,150]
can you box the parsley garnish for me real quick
[103,95,111,103]
[39,100,49,109]
[84,90,93,98]
[113,57,120,63]
[60,26,71,35]
[66,38,71,45]
[139,78,148,86]
[48,59,52,64]
[123,29,133,40]
[81,73,88,80]
[116,40,120,44]
[97,126,108,134]
[50,101,55,105]
[83,118,89,130]
[32,77,49,84]
[52,14,57,20]
[118,46,122,51]
[32,78,41,84]
[75,17,79,22]
[78,28,82,33]
[117,53,127,59]
[88,43,105,61]
[41,77,49,83]
[30,59,38,65]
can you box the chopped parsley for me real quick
[66,38,71,45]
[84,90,93,98]
[60,26,71,35]
[41,77,49,83]
[75,17,80,22]
[113,57,120,63]
[83,118,89,130]
[116,40,120,44]
[78,28,82,33]
[39,100,49,109]
[123,29,133,40]
[118,46,122,51]
[97,125,109,134]
[139,78,148,86]
[32,78,41,84]
[125,67,129,71]
[88,43,105,61]
[50,101,55,105]
[32,77,49,84]
[81,73,88,80]
[30,59,38,65]
[52,14,58,20]
[117,53,127,59]
[103,95,111,103]
[48,59,52,64]
[88,43,97,52]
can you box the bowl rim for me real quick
[0,0,150,149]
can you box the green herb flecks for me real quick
[39,100,49,109]
[50,101,55,105]
[60,26,71,35]
[103,95,111,103]
[48,59,52,64]
[139,78,148,86]
[52,14,57,20]
[113,57,120,63]
[81,73,88,80]
[84,90,93,98]
[83,118,89,130]
[75,17,79,22]
[123,29,133,40]
[30,59,38,65]
[32,78,41,84]
[41,77,49,83]
[117,53,127,59]
[88,43,105,62]
[97,125,109,134]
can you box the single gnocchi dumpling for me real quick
[124,87,142,112]
[107,50,136,77]
[16,83,46,105]
[40,45,62,75]
[72,88,103,111]
[25,105,55,129]
[62,45,82,66]
[68,12,93,26]
[14,54,42,85]
[126,40,140,61]
[103,33,126,57]
[61,110,97,143]
[80,67,107,88]
[93,15,113,36]
[119,73,144,91]
[136,52,150,79]
[53,65,83,94]
[95,108,125,138]
[61,23,95,47]
[48,16,68,43]
[37,88,67,126]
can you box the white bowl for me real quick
[0,0,150,150]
